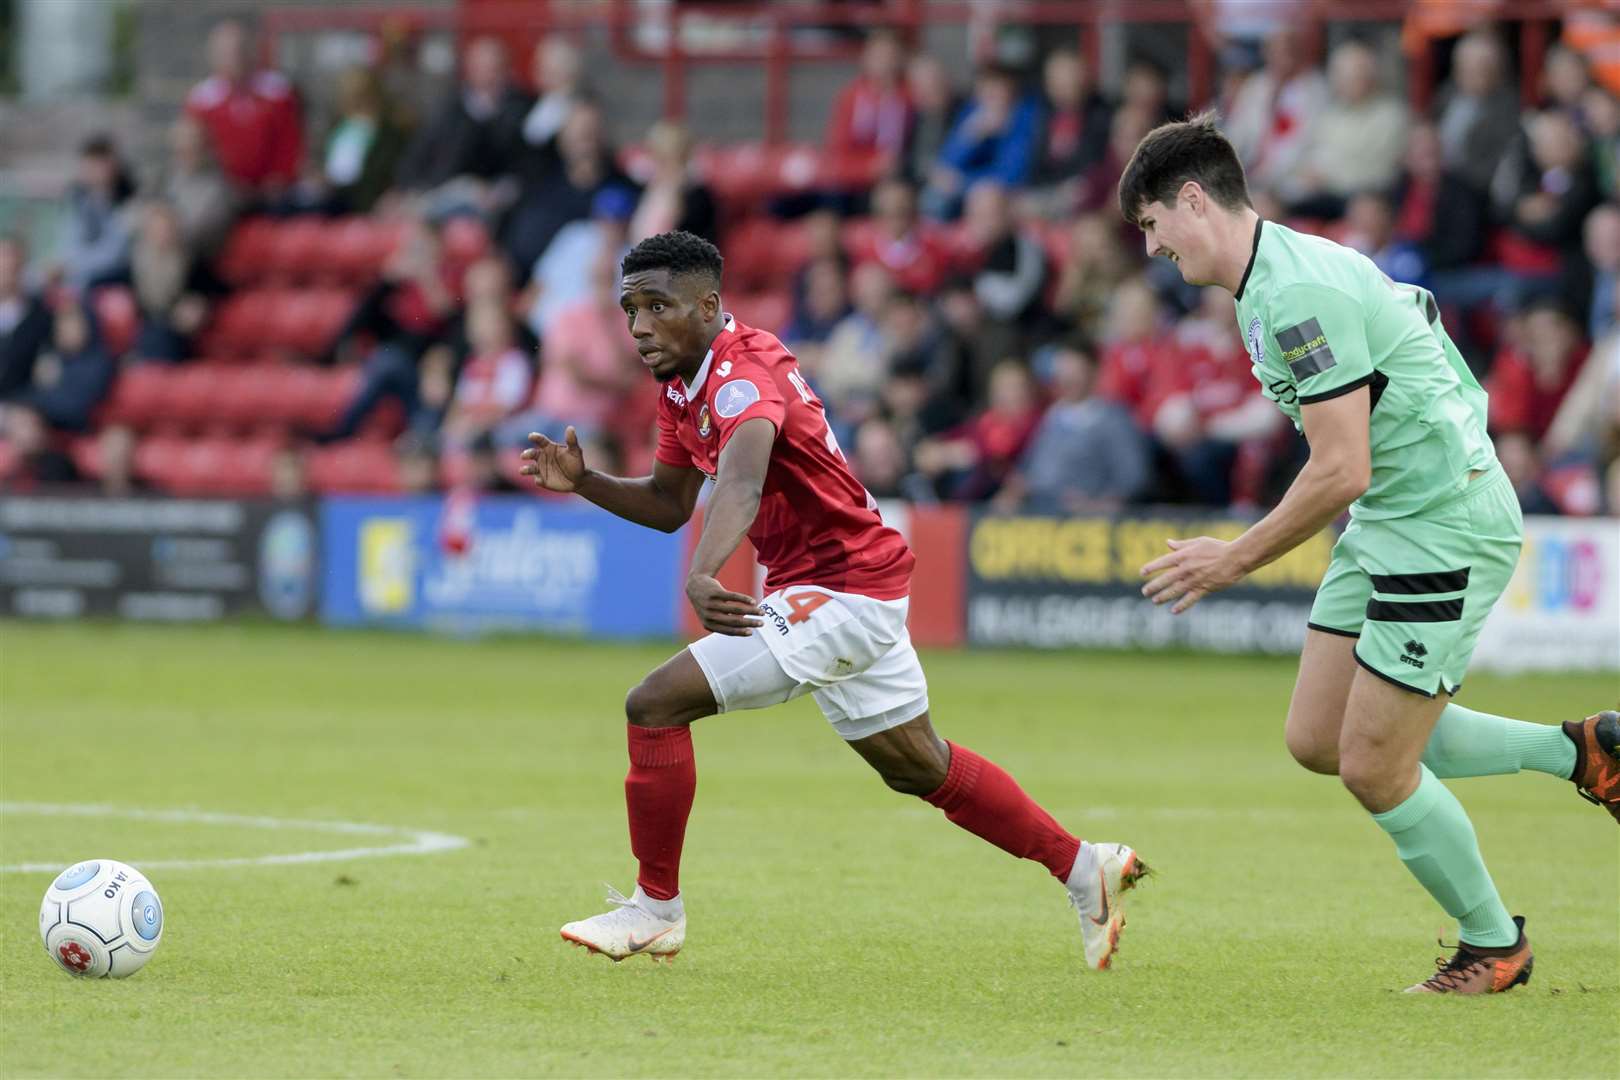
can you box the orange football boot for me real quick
[1562,711,1620,823]
[1406,916,1533,994]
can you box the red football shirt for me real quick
[185,72,304,188]
[655,316,915,600]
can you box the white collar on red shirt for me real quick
[681,313,735,399]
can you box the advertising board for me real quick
[320,496,683,637]
[0,496,317,621]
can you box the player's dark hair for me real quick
[621,230,724,290]
[1117,111,1252,226]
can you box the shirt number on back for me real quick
[786,367,846,461]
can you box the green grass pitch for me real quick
[1,621,1616,1078]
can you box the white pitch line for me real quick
[0,802,470,872]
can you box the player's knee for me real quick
[1338,749,1400,809]
[624,679,680,728]
[1284,723,1339,775]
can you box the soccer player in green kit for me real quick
[1117,115,1619,993]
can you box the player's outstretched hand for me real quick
[686,574,764,637]
[1140,536,1242,615]
[520,428,587,493]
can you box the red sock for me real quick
[625,725,696,901]
[922,741,1081,881]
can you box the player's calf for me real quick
[850,715,950,795]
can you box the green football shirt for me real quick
[1233,220,1496,521]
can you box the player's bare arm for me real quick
[1141,386,1371,613]
[684,416,774,636]
[521,427,705,534]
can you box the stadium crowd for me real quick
[2,12,1617,517]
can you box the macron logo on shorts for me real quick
[715,380,760,418]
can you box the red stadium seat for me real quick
[268,217,331,283]
[203,289,277,357]
[92,286,139,358]
[67,434,100,478]
[167,366,226,430]
[727,292,792,334]
[171,438,230,495]
[99,364,172,430]
[262,288,351,357]
[210,365,263,431]
[132,433,188,490]
[306,442,399,494]
[217,218,277,286]
[328,217,395,284]
[696,142,774,204]
[722,219,815,291]
[229,437,282,496]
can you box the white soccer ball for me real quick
[39,859,164,978]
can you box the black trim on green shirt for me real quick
[1233,218,1264,301]
[1298,371,1374,405]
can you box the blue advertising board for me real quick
[320,496,683,637]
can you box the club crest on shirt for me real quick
[1246,316,1265,367]
[697,402,712,438]
[715,379,760,419]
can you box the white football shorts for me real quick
[687,585,929,741]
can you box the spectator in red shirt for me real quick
[184,20,303,196]
[1150,286,1284,505]
[848,176,953,296]
[1488,296,1590,442]
[827,29,912,162]
[1097,277,1173,430]
[915,359,1044,501]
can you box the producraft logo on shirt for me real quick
[1275,318,1337,379]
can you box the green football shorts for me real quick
[1307,465,1523,698]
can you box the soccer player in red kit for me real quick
[522,232,1147,968]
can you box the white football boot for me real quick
[1065,841,1149,970]
[560,885,685,962]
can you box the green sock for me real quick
[1371,766,1518,948]
[1420,704,1576,780]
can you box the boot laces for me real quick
[1419,939,1489,992]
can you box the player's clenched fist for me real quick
[520,428,587,492]
[685,573,764,637]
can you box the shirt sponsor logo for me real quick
[715,379,760,419]
[666,385,687,407]
[1275,318,1337,379]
